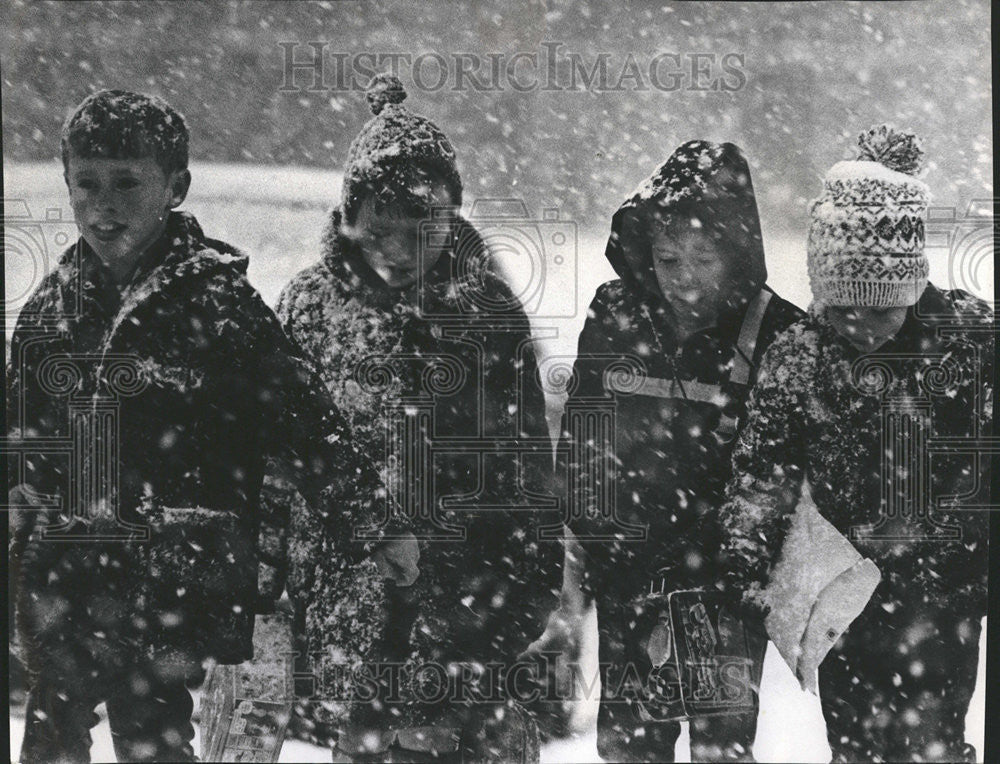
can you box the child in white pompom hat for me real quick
[718,124,992,762]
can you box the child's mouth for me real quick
[90,222,127,242]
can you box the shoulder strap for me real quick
[603,289,773,440]
[729,289,772,387]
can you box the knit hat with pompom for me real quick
[340,73,462,224]
[807,124,930,308]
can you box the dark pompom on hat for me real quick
[340,73,462,224]
[364,72,407,115]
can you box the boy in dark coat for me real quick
[7,90,382,763]
[719,126,992,762]
[266,74,561,761]
[560,140,804,762]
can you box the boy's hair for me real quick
[61,89,189,175]
[345,161,458,226]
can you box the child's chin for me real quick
[82,233,109,253]
[83,235,132,265]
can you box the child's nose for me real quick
[93,188,118,212]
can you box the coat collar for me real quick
[810,284,964,359]
[641,286,770,364]
[319,205,500,317]
[60,211,249,345]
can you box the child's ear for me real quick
[167,169,192,209]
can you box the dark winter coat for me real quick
[269,208,562,729]
[560,143,804,601]
[7,211,378,676]
[719,284,993,618]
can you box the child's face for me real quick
[349,184,455,289]
[65,153,189,278]
[825,305,908,352]
[649,214,732,330]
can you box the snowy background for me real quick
[3,0,993,761]
[4,159,990,763]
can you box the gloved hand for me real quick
[368,531,420,586]
[8,483,45,543]
[737,582,772,621]
[459,701,540,764]
[8,484,46,641]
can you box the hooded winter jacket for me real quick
[268,208,562,731]
[560,141,804,599]
[7,211,379,675]
[719,284,993,618]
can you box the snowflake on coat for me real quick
[267,208,560,731]
[719,285,993,618]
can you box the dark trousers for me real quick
[818,590,981,763]
[19,661,204,764]
[595,597,766,763]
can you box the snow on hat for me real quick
[340,73,462,224]
[807,124,930,308]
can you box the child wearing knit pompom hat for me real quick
[264,74,560,762]
[718,125,992,762]
[341,72,463,232]
[808,124,930,311]
[806,124,934,352]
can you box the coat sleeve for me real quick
[254,283,310,603]
[216,274,396,580]
[499,307,564,632]
[557,285,627,595]
[717,328,808,613]
[923,293,994,615]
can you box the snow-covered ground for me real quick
[5,162,992,762]
[6,625,989,763]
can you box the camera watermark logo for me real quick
[922,197,996,315]
[417,198,577,320]
[4,199,80,326]
[4,198,151,539]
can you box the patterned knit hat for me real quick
[340,73,462,224]
[807,124,930,308]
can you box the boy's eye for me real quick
[75,179,97,191]
[115,178,140,191]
